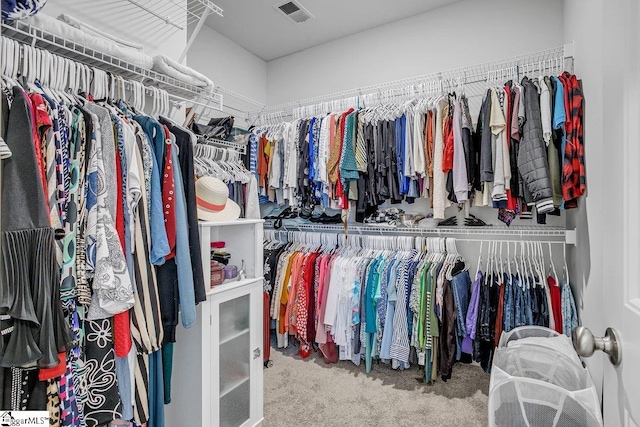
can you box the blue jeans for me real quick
[503,273,515,332]
[513,276,526,328]
[451,270,473,356]
[524,278,534,325]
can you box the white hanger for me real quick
[562,242,569,284]
[507,240,512,278]
[548,242,559,283]
[475,241,483,278]
[498,241,504,281]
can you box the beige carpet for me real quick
[263,345,490,426]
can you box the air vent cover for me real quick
[273,0,314,24]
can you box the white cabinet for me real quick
[166,219,264,427]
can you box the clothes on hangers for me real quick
[263,232,580,383]
[467,264,579,373]
[253,71,584,225]
[0,70,208,426]
[193,139,261,220]
[263,233,478,382]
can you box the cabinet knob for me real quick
[253,348,261,359]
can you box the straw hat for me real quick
[195,177,240,222]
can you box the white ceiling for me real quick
[200,0,462,61]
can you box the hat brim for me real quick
[197,199,241,222]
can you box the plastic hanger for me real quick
[527,241,536,288]
[507,240,512,278]
[518,241,527,288]
[484,241,492,286]
[548,242,559,284]
[498,242,504,283]
[475,241,483,279]
[562,242,569,284]
[532,241,543,287]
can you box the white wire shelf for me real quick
[196,137,247,155]
[119,0,223,31]
[1,19,224,106]
[264,221,573,241]
[249,44,573,122]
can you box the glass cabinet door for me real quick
[218,294,251,427]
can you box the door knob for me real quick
[572,326,621,366]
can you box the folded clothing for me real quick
[25,13,153,69]
[152,55,213,89]
[57,13,145,52]
[2,0,47,21]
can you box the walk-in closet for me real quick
[0,0,638,426]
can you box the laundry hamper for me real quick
[489,345,603,427]
[498,325,561,348]
[498,326,581,367]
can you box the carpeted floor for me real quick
[263,344,490,426]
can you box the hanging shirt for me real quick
[539,75,553,145]
[412,110,427,177]
[490,88,507,203]
[432,98,449,219]
[452,98,468,202]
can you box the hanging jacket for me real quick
[517,77,554,214]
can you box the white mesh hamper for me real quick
[498,326,561,347]
[499,326,582,367]
[489,346,603,427]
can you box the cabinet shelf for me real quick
[208,277,262,296]
[220,377,250,399]
[220,328,250,346]
[167,219,263,427]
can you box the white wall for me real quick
[188,24,267,106]
[564,1,638,422]
[263,0,566,228]
[187,24,267,127]
[563,0,607,400]
[40,0,186,60]
[267,0,564,105]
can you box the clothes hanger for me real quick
[519,241,527,288]
[519,241,528,288]
[21,45,40,93]
[532,241,543,287]
[513,241,520,282]
[527,241,536,289]
[548,242,559,284]
[1,39,20,89]
[527,241,537,287]
[507,240,512,278]
[498,241,504,282]
[562,242,569,284]
[484,241,492,286]
[475,241,483,278]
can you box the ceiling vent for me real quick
[273,0,314,24]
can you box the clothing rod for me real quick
[251,44,571,118]
[167,92,223,112]
[1,21,260,118]
[263,223,572,243]
[448,239,566,245]
[5,39,177,115]
[258,58,569,122]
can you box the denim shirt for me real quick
[146,136,170,265]
[134,115,166,170]
[466,271,482,340]
[170,141,197,328]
